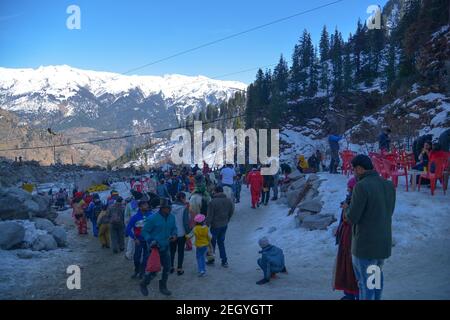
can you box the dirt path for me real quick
[4,184,450,300]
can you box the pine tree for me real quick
[343,45,353,92]
[319,25,330,62]
[272,54,289,94]
[331,28,344,94]
[384,42,396,89]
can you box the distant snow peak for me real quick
[0,65,247,115]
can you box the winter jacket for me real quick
[106,203,125,226]
[141,210,177,251]
[171,201,191,237]
[246,170,263,193]
[328,135,342,152]
[345,170,396,260]
[156,184,170,199]
[85,200,103,221]
[126,209,153,241]
[124,199,139,225]
[206,193,234,229]
[263,175,275,189]
[188,225,211,248]
[259,245,285,272]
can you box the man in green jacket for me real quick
[344,155,396,300]
[140,198,177,297]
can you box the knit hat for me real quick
[194,214,206,223]
[347,176,357,190]
[258,237,270,248]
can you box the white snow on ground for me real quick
[1,175,449,299]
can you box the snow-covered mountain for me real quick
[0,65,247,132]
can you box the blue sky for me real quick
[0,0,387,83]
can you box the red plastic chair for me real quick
[418,158,447,196]
[382,158,409,191]
[371,157,388,179]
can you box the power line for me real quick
[120,0,346,75]
[0,112,249,152]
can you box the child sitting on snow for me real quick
[256,237,287,285]
[186,214,212,277]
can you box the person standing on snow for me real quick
[261,172,274,206]
[124,191,143,260]
[85,193,103,237]
[234,174,243,203]
[246,165,263,209]
[333,176,359,300]
[186,214,212,277]
[378,128,392,152]
[140,198,177,297]
[343,155,396,300]
[107,196,126,254]
[206,186,234,268]
[127,200,153,279]
[96,204,110,249]
[170,192,191,276]
[256,237,286,285]
[328,134,343,174]
[72,192,88,235]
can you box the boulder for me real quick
[0,221,25,249]
[301,214,337,230]
[298,198,323,213]
[49,226,67,247]
[287,171,305,182]
[286,190,300,208]
[294,211,313,228]
[0,187,55,221]
[32,234,58,251]
[32,218,55,233]
[289,178,307,191]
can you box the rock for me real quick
[289,178,307,191]
[295,211,313,228]
[287,190,300,208]
[267,226,277,233]
[0,221,25,249]
[32,234,58,251]
[49,226,67,247]
[301,214,337,230]
[16,250,41,259]
[0,187,55,221]
[32,218,55,233]
[287,171,305,182]
[306,174,319,182]
[298,198,323,213]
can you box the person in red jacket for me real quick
[246,165,263,209]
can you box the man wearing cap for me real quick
[343,155,396,300]
[126,200,153,279]
[140,198,177,297]
[256,237,286,285]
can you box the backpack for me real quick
[109,205,124,225]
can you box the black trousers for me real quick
[169,236,186,269]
